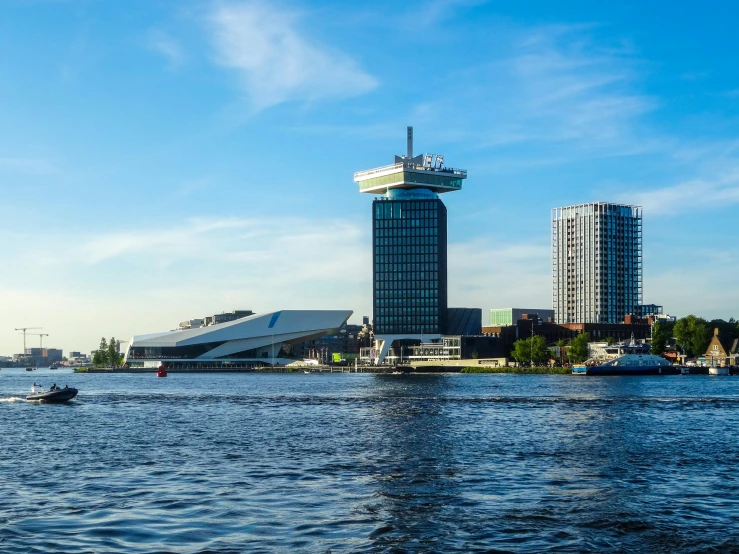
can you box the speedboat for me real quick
[25,367,33,372]
[26,385,78,403]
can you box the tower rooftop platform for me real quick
[354,160,466,195]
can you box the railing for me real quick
[354,162,467,180]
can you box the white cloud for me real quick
[207,1,378,112]
[618,169,739,215]
[146,30,185,68]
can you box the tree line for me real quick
[92,337,123,368]
[509,315,738,365]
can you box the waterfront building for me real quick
[124,310,352,369]
[354,127,466,362]
[489,308,555,327]
[552,202,643,324]
[291,323,368,362]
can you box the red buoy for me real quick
[156,364,167,378]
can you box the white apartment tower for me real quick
[552,202,642,324]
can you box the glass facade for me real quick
[359,170,464,192]
[373,197,448,335]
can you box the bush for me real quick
[461,366,571,374]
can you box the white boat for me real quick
[709,366,729,376]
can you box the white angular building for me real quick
[124,310,352,369]
[552,202,643,324]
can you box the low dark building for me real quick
[447,308,482,336]
[483,319,653,355]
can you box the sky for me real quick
[1,0,739,355]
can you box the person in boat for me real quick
[50,383,57,391]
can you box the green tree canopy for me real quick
[673,315,711,357]
[95,337,109,368]
[511,335,549,365]
[650,321,672,355]
[107,337,119,368]
[568,332,591,363]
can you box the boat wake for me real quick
[0,396,28,403]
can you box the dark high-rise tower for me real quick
[354,127,466,362]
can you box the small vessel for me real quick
[156,365,167,378]
[575,353,679,376]
[25,367,33,372]
[26,384,78,403]
[709,366,730,376]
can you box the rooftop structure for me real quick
[490,308,555,327]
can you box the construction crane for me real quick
[29,333,50,348]
[15,327,42,354]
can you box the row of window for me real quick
[376,218,437,229]
[376,315,439,324]
[376,289,439,298]
[375,236,439,247]
[376,298,439,307]
[376,307,439,316]
[376,272,439,282]
[376,261,439,271]
[376,245,438,256]
[374,200,439,220]
[376,227,439,238]
[376,325,441,334]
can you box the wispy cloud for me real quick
[145,30,185,68]
[0,157,61,175]
[619,170,739,215]
[207,1,378,112]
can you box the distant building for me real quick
[69,351,82,358]
[552,202,643,324]
[178,319,204,330]
[705,328,738,367]
[293,323,366,362]
[204,310,254,327]
[447,308,482,335]
[490,308,554,327]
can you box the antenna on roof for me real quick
[407,126,413,158]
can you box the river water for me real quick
[1,368,739,553]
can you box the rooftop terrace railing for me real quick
[354,162,467,180]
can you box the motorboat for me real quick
[26,384,78,403]
[25,367,33,371]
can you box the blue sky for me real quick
[1,0,739,354]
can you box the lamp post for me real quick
[530,320,534,366]
[271,333,274,368]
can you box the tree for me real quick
[606,336,616,346]
[673,315,711,357]
[650,321,672,355]
[511,335,549,365]
[96,337,109,367]
[107,337,119,368]
[568,332,591,363]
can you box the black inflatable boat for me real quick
[26,386,78,403]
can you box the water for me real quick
[2,368,739,553]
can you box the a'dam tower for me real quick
[354,127,466,363]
